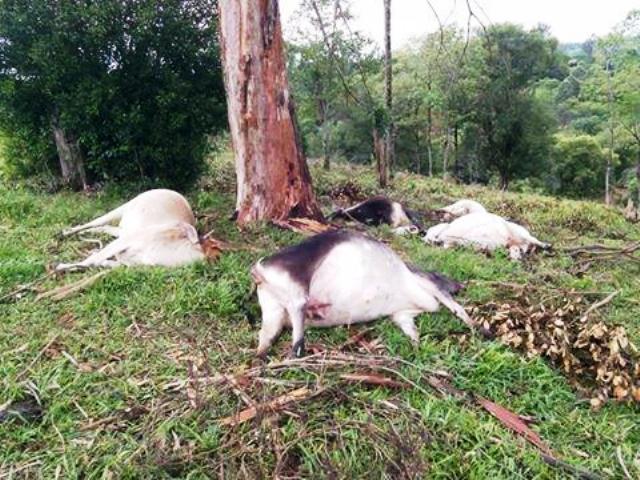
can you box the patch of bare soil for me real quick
[471,286,640,407]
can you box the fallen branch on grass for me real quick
[339,373,407,389]
[475,396,552,455]
[218,386,324,427]
[564,242,640,265]
[271,217,335,235]
[0,272,56,303]
[199,231,262,253]
[471,288,639,405]
[579,290,619,322]
[36,271,108,302]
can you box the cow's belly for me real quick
[306,241,414,326]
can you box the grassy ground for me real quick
[1,157,639,479]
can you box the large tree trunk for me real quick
[51,112,87,190]
[383,0,394,181]
[218,0,323,225]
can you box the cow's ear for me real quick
[182,223,199,244]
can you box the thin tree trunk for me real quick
[383,0,394,181]
[319,99,330,170]
[442,125,452,180]
[51,112,87,190]
[635,158,640,221]
[453,123,459,175]
[426,80,433,177]
[500,172,509,191]
[605,62,614,206]
[414,132,421,174]
[322,130,330,170]
[219,0,323,225]
[373,127,387,188]
[310,0,335,171]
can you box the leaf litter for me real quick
[470,285,639,406]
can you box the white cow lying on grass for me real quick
[425,200,550,260]
[251,229,474,357]
[57,189,220,270]
[437,199,487,221]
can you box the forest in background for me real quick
[0,1,638,207]
[286,1,640,203]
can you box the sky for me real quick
[280,0,638,48]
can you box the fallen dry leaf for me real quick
[476,396,552,455]
[271,218,335,235]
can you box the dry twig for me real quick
[36,271,108,302]
[0,272,56,303]
[219,386,323,427]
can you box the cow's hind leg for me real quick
[62,203,126,237]
[287,299,307,358]
[56,237,128,271]
[256,287,287,357]
[392,311,420,344]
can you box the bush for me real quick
[551,134,606,198]
[0,0,227,188]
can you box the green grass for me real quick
[1,158,639,478]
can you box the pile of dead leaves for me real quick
[327,181,364,205]
[470,289,640,407]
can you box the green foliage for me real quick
[0,0,226,188]
[551,134,607,197]
[472,24,566,188]
[286,8,640,201]
[286,1,381,165]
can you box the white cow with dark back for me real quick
[251,230,473,357]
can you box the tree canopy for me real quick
[286,5,640,201]
[0,0,226,188]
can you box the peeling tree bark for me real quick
[218,0,323,225]
[52,112,87,191]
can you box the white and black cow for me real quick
[251,229,473,357]
[328,196,423,234]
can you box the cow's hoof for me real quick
[291,339,305,358]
